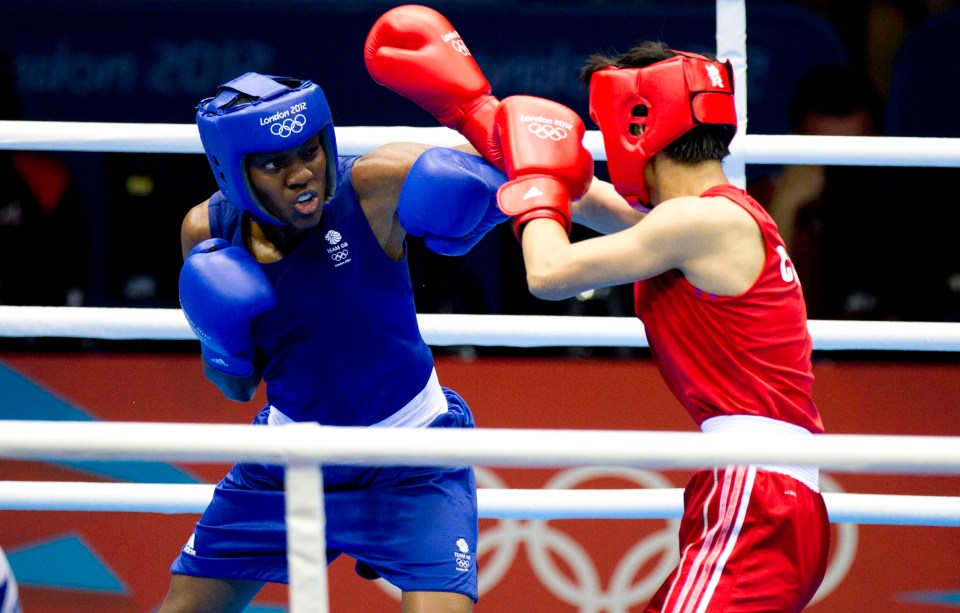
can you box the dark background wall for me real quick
[4,1,847,130]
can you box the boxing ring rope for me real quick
[4,305,959,528]
[4,418,960,473]
[4,120,960,168]
[1,481,959,527]
[3,306,960,351]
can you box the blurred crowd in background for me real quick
[1,0,959,336]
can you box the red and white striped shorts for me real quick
[645,465,830,613]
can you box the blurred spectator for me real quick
[102,152,210,308]
[872,0,958,91]
[881,5,960,321]
[862,0,955,95]
[765,64,900,320]
[0,52,91,307]
[885,4,960,138]
[794,1,957,96]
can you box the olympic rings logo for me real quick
[451,39,470,56]
[330,250,349,261]
[269,114,308,138]
[476,467,680,611]
[372,467,857,611]
[527,122,568,141]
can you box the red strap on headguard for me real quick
[589,52,736,210]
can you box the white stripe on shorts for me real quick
[663,465,756,613]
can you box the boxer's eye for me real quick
[629,105,648,137]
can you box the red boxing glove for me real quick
[498,176,573,238]
[364,5,502,168]
[495,95,594,238]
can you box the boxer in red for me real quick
[496,42,830,612]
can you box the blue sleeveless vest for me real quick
[207,157,435,425]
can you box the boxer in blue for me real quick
[160,72,506,613]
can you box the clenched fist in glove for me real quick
[494,95,594,238]
[179,238,276,399]
[365,4,502,168]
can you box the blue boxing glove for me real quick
[179,238,276,381]
[398,148,508,256]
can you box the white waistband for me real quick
[700,415,820,492]
[371,368,448,428]
[267,368,447,429]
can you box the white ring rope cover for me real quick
[0,420,959,476]
[3,120,960,167]
[2,306,960,352]
[0,481,957,527]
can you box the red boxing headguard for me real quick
[588,52,737,211]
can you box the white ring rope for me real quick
[0,482,957,527]
[2,306,960,352]
[3,120,960,167]
[0,420,959,475]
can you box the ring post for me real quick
[284,424,329,613]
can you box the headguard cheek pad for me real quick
[588,53,737,211]
[196,72,339,226]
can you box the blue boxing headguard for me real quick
[196,72,339,225]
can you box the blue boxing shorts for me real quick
[170,388,479,601]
